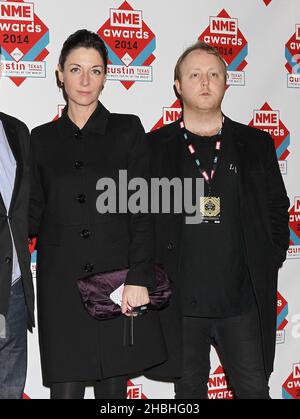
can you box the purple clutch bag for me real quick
[77,265,172,320]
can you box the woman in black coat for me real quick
[29,29,166,399]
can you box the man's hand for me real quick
[121,285,150,316]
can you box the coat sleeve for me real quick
[28,128,45,238]
[124,116,155,290]
[266,133,290,264]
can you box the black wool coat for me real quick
[0,112,34,330]
[29,103,167,385]
[146,116,290,379]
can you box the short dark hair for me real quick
[57,29,108,75]
[56,29,108,89]
[174,41,227,82]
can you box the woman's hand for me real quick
[121,285,150,316]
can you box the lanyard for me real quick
[180,117,224,196]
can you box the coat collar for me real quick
[160,114,247,179]
[56,101,110,138]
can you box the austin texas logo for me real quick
[199,9,248,87]
[98,1,156,90]
[0,0,49,86]
[285,24,300,88]
[249,103,290,175]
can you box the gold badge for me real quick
[200,196,221,221]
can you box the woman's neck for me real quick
[67,101,98,130]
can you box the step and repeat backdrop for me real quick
[0,0,299,399]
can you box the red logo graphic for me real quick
[127,380,147,399]
[277,291,288,344]
[208,366,234,399]
[152,99,182,131]
[287,197,300,259]
[28,237,36,254]
[0,0,49,86]
[285,24,300,88]
[199,9,248,86]
[53,105,65,121]
[263,0,272,5]
[98,1,156,90]
[249,103,290,175]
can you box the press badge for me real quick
[200,196,221,224]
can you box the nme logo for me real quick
[210,17,238,35]
[163,107,182,125]
[296,25,300,41]
[110,8,142,28]
[0,1,33,21]
[295,197,300,213]
[253,110,279,127]
[293,363,300,378]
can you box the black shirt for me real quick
[179,126,255,318]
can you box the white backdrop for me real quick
[0,0,299,399]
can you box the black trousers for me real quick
[175,309,270,399]
[50,375,128,399]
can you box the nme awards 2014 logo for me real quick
[277,291,288,344]
[208,366,233,399]
[199,9,248,87]
[282,363,300,399]
[249,103,290,175]
[98,1,156,90]
[285,24,300,88]
[0,0,49,86]
[287,197,300,260]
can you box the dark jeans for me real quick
[50,375,128,399]
[175,309,270,399]
[0,280,27,399]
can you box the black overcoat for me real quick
[0,112,34,330]
[29,103,166,386]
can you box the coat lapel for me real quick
[0,117,23,213]
[163,121,183,178]
[223,117,247,208]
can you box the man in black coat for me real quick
[0,105,34,398]
[148,42,290,399]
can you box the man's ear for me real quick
[174,79,182,96]
[174,79,182,100]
